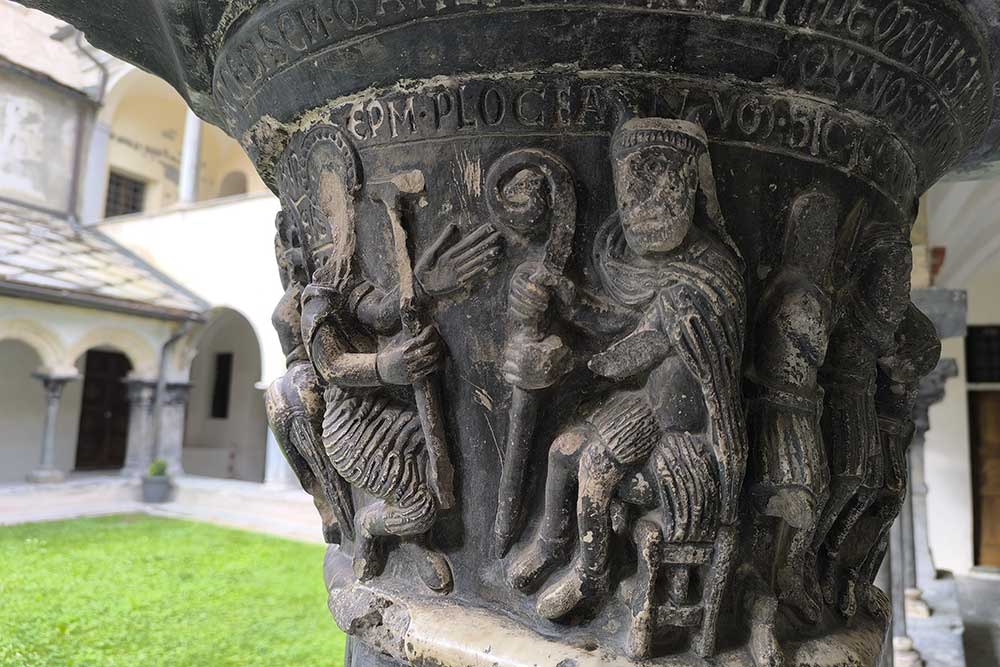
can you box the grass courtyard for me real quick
[0,515,347,667]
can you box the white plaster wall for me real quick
[0,339,47,482]
[97,194,285,383]
[0,69,82,213]
[182,309,267,482]
[0,1,92,91]
[924,337,974,575]
[921,180,1000,573]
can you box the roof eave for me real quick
[0,280,205,323]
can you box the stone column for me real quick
[264,426,297,488]
[20,3,999,667]
[904,359,960,618]
[27,374,78,483]
[891,519,923,667]
[177,107,202,204]
[80,120,111,225]
[157,382,191,477]
[120,378,156,477]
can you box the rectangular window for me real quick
[967,326,1000,384]
[104,171,146,218]
[210,353,233,419]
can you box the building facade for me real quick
[0,1,291,486]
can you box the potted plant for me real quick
[141,459,172,503]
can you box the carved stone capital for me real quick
[21,1,997,665]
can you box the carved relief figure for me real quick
[266,211,355,545]
[812,220,913,617]
[502,118,747,658]
[844,303,940,616]
[746,191,838,626]
[274,124,503,593]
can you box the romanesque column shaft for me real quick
[27,374,76,483]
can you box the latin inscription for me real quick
[329,76,917,206]
[215,0,987,124]
[214,0,989,189]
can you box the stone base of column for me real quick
[893,637,924,667]
[27,469,66,484]
[905,588,932,618]
[325,548,887,667]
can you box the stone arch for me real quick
[0,319,67,371]
[180,306,267,482]
[67,328,159,378]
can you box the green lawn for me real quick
[0,515,346,667]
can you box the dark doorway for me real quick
[970,391,1000,568]
[75,350,132,470]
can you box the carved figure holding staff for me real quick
[275,124,503,593]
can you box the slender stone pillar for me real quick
[121,378,156,477]
[177,108,202,204]
[264,426,296,488]
[891,519,922,667]
[18,2,1000,666]
[27,374,78,483]
[904,359,959,618]
[80,120,111,225]
[157,382,191,477]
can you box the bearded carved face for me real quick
[614,146,698,256]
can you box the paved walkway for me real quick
[0,473,324,544]
[957,572,1000,667]
[910,575,968,667]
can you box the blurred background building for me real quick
[0,0,288,488]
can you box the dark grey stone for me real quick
[14,2,997,665]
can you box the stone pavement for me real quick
[0,473,323,544]
[909,576,969,667]
[958,572,1000,667]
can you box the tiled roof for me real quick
[0,203,206,319]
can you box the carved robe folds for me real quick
[19,1,996,665]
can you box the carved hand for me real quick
[501,333,572,390]
[508,267,575,326]
[376,325,445,385]
[415,223,503,297]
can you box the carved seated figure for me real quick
[503,118,747,658]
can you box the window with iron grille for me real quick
[966,326,1000,383]
[104,171,146,218]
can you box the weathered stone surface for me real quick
[16,1,996,665]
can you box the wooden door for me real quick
[74,350,132,470]
[970,391,1000,567]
